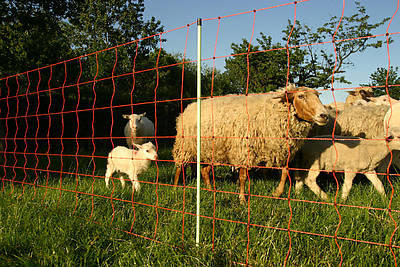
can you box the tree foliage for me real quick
[0,0,164,77]
[222,1,390,94]
[363,66,400,99]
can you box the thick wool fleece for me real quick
[173,92,313,168]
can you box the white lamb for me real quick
[294,134,400,201]
[123,112,155,148]
[105,142,158,191]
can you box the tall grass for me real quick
[1,147,400,265]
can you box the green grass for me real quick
[1,148,400,265]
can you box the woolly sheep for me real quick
[345,87,374,105]
[325,87,373,111]
[309,105,389,138]
[308,104,400,173]
[123,113,155,148]
[105,142,157,191]
[294,134,400,200]
[326,87,383,110]
[291,103,400,198]
[172,85,329,203]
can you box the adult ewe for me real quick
[173,84,328,203]
[123,112,155,148]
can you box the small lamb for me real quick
[294,134,400,201]
[105,142,157,191]
[123,112,155,148]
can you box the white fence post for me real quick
[196,17,202,246]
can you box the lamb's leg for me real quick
[304,170,328,200]
[341,172,356,201]
[272,167,288,197]
[129,171,140,192]
[239,168,248,204]
[201,165,212,189]
[105,165,113,188]
[119,175,126,188]
[364,171,386,197]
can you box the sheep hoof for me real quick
[272,189,283,198]
[133,182,141,192]
[239,195,247,205]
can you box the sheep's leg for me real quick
[201,165,212,189]
[173,165,183,187]
[295,179,304,195]
[105,165,113,189]
[119,175,126,188]
[304,170,328,200]
[294,170,305,195]
[272,167,288,197]
[341,172,356,201]
[364,171,386,197]
[239,168,248,204]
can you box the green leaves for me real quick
[221,2,391,94]
[363,66,400,99]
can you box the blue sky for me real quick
[144,0,400,104]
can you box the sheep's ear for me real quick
[359,89,367,96]
[346,91,356,96]
[273,90,295,103]
[140,112,146,117]
[122,114,130,119]
[133,143,142,149]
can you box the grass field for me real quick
[1,146,400,265]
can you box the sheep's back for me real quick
[310,105,388,139]
[173,95,313,167]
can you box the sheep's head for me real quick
[134,142,158,161]
[384,102,400,140]
[123,112,147,132]
[346,87,374,104]
[385,129,400,151]
[274,85,328,126]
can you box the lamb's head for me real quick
[274,85,328,126]
[123,112,147,133]
[134,142,158,161]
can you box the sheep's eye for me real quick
[298,94,305,99]
[146,150,149,153]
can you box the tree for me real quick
[222,1,390,94]
[0,0,74,76]
[363,66,400,99]
[0,0,167,150]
